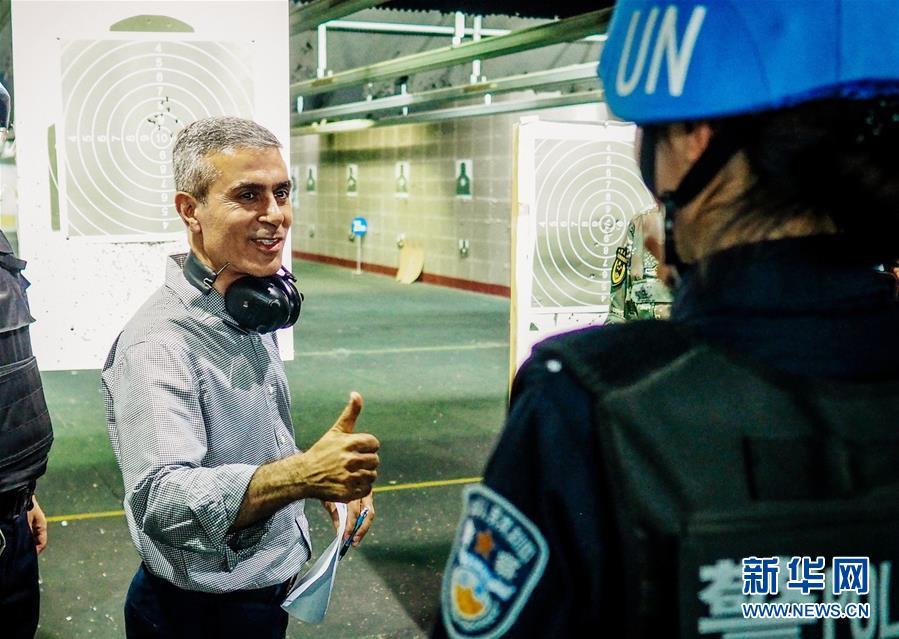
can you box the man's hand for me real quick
[292,392,379,502]
[346,493,375,547]
[231,392,380,532]
[27,495,48,554]
[323,493,375,548]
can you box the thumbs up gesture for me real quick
[332,391,364,435]
[294,392,380,502]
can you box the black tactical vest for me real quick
[534,322,899,639]
[0,231,52,493]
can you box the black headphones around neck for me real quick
[183,252,303,334]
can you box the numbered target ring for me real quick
[531,138,654,308]
[60,39,254,238]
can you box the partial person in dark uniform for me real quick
[0,80,54,639]
[606,206,672,323]
[434,1,899,637]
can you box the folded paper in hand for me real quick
[281,502,347,623]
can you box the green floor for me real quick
[34,261,511,638]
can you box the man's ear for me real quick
[175,192,201,233]
[683,122,714,163]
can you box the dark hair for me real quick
[718,98,899,262]
[173,117,281,203]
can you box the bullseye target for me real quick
[531,136,654,308]
[59,39,254,239]
[511,120,655,373]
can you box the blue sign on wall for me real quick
[351,216,368,237]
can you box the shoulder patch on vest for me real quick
[441,484,549,639]
[611,246,628,288]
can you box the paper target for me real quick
[531,137,654,308]
[59,39,254,239]
[511,120,656,375]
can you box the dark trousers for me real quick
[0,510,40,639]
[125,564,290,639]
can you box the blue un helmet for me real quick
[597,0,899,267]
[598,0,899,124]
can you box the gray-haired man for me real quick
[103,117,378,638]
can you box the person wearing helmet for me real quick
[0,80,54,639]
[606,206,672,322]
[434,1,899,637]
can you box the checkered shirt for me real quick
[102,254,311,593]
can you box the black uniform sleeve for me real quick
[433,355,609,638]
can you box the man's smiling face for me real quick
[186,145,292,294]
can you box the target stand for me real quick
[13,1,289,369]
[510,119,655,377]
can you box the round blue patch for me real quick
[441,485,549,639]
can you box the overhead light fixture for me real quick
[294,118,375,135]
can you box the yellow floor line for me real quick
[45,476,482,523]
[296,343,505,357]
[47,509,126,523]
[373,476,481,493]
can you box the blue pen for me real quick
[339,507,369,559]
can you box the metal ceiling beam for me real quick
[372,90,603,127]
[324,18,607,42]
[289,8,610,100]
[292,90,604,134]
[292,62,599,126]
[289,0,392,33]
[324,18,511,37]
